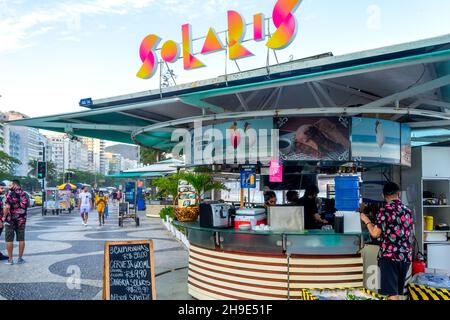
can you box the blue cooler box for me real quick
[335,176,360,211]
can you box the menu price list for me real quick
[108,244,152,301]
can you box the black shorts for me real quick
[5,223,26,242]
[378,258,410,296]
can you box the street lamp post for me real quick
[40,142,46,216]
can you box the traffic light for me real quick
[37,161,47,179]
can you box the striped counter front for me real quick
[188,245,363,300]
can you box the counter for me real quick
[174,221,370,300]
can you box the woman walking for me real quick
[95,191,108,226]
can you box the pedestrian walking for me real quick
[95,191,108,226]
[2,180,30,265]
[112,191,118,205]
[78,186,92,227]
[0,181,10,261]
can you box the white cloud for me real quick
[0,0,157,55]
[0,0,249,55]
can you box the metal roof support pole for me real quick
[265,18,271,77]
[391,100,423,121]
[274,87,283,110]
[321,80,381,102]
[419,98,450,111]
[225,34,229,85]
[272,49,279,65]
[360,74,450,110]
[312,82,338,108]
[159,60,163,98]
[164,61,177,86]
[236,93,249,111]
[307,83,325,108]
[234,60,241,72]
[260,87,281,111]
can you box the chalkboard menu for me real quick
[103,240,156,300]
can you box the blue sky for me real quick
[1,0,450,119]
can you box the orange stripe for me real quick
[190,247,287,266]
[290,279,363,284]
[189,282,254,300]
[190,255,287,275]
[290,263,363,269]
[189,268,287,291]
[289,271,363,276]
[190,261,287,283]
[290,254,361,259]
[191,245,286,258]
[188,275,289,299]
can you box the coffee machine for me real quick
[199,203,234,228]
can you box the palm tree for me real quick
[181,172,229,203]
[140,147,165,165]
[152,173,183,201]
[28,160,58,179]
[28,160,38,177]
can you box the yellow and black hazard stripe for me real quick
[408,284,450,300]
[300,289,318,300]
[360,288,388,300]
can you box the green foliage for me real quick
[180,171,229,201]
[0,137,21,177]
[54,169,120,188]
[15,176,41,192]
[139,147,165,166]
[159,206,175,220]
[151,171,229,203]
[28,160,58,179]
[151,173,183,200]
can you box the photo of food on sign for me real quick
[351,117,401,164]
[277,117,350,161]
[177,180,196,208]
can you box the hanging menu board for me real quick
[103,240,156,300]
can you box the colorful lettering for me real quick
[267,0,301,50]
[182,24,205,70]
[201,28,225,54]
[253,13,265,42]
[137,34,161,79]
[161,40,180,63]
[228,10,253,60]
[137,0,302,80]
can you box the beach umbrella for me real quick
[57,183,77,190]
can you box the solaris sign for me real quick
[137,0,302,79]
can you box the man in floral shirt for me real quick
[2,180,29,265]
[0,181,9,261]
[360,182,413,300]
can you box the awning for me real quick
[9,34,450,148]
[107,158,182,178]
[107,172,169,178]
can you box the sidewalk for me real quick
[0,204,192,300]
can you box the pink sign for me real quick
[269,160,283,183]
